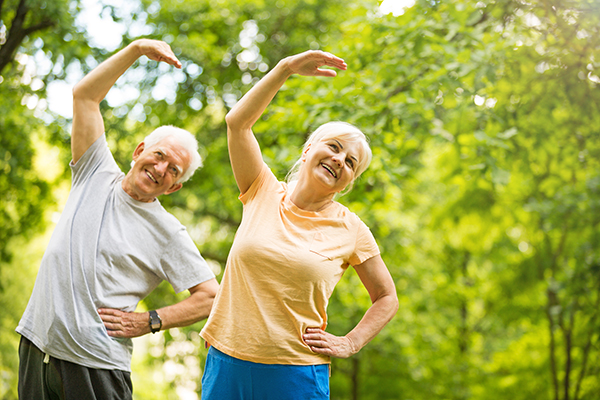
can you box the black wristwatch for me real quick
[149,310,162,334]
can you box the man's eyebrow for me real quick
[157,147,183,174]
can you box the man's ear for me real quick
[132,142,145,161]
[164,182,183,195]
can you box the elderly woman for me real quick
[200,50,398,399]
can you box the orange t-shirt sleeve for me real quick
[348,221,380,266]
[239,163,276,205]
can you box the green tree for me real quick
[0,1,97,397]
[2,0,600,398]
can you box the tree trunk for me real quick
[547,288,560,400]
[459,251,471,354]
[351,356,360,400]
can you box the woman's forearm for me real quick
[225,58,293,131]
[345,292,399,353]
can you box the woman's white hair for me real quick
[286,122,372,194]
[139,125,202,183]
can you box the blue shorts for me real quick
[201,346,330,400]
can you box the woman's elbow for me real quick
[384,290,399,319]
[391,293,399,315]
[225,110,243,131]
[72,81,84,100]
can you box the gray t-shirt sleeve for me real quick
[71,134,121,187]
[161,228,215,294]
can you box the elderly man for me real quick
[16,39,218,399]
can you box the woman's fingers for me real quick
[288,50,347,76]
[137,39,182,68]
[303,328,354,358]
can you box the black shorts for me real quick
[18,336,132,400]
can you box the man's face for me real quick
[125,136,191,202]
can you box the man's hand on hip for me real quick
[98,308,150,338]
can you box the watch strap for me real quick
[149,310,162,334]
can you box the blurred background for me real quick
[1,0,599,398]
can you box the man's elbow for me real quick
[204,278,219,299]
[196,279,219,318]
[72,80,102,105]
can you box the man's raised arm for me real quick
[71,39,182,163]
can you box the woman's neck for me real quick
[288,180,335,212]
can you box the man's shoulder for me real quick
[71,133,121,184]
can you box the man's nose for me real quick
[155,161,169,175]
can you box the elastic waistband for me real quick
[208,346,328,370]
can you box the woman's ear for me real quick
[301,143,312,161]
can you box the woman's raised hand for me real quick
[134,39,182,69]
[284,50,347,77]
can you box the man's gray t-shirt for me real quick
[16,134,215,371]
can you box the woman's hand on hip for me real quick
[303,327,358,358]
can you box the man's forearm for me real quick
[157,279,219,330]
[73,41,142,104]
[98,278,219,338]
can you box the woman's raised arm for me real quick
[225,50,347,194]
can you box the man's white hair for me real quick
[142,125,203,183]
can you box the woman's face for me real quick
[301,137,360,194]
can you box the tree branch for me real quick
[562,301,576,400]
[0,0,6,25]
[23,19,55,36]
[546,286,560,400]
[0,0,56,75]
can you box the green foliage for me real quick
[1,0,599,398]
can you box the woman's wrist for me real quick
[345,334,360,355]
[275,57,295,79]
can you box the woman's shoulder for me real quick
[328,201,363,224]
[241,163,287,204]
